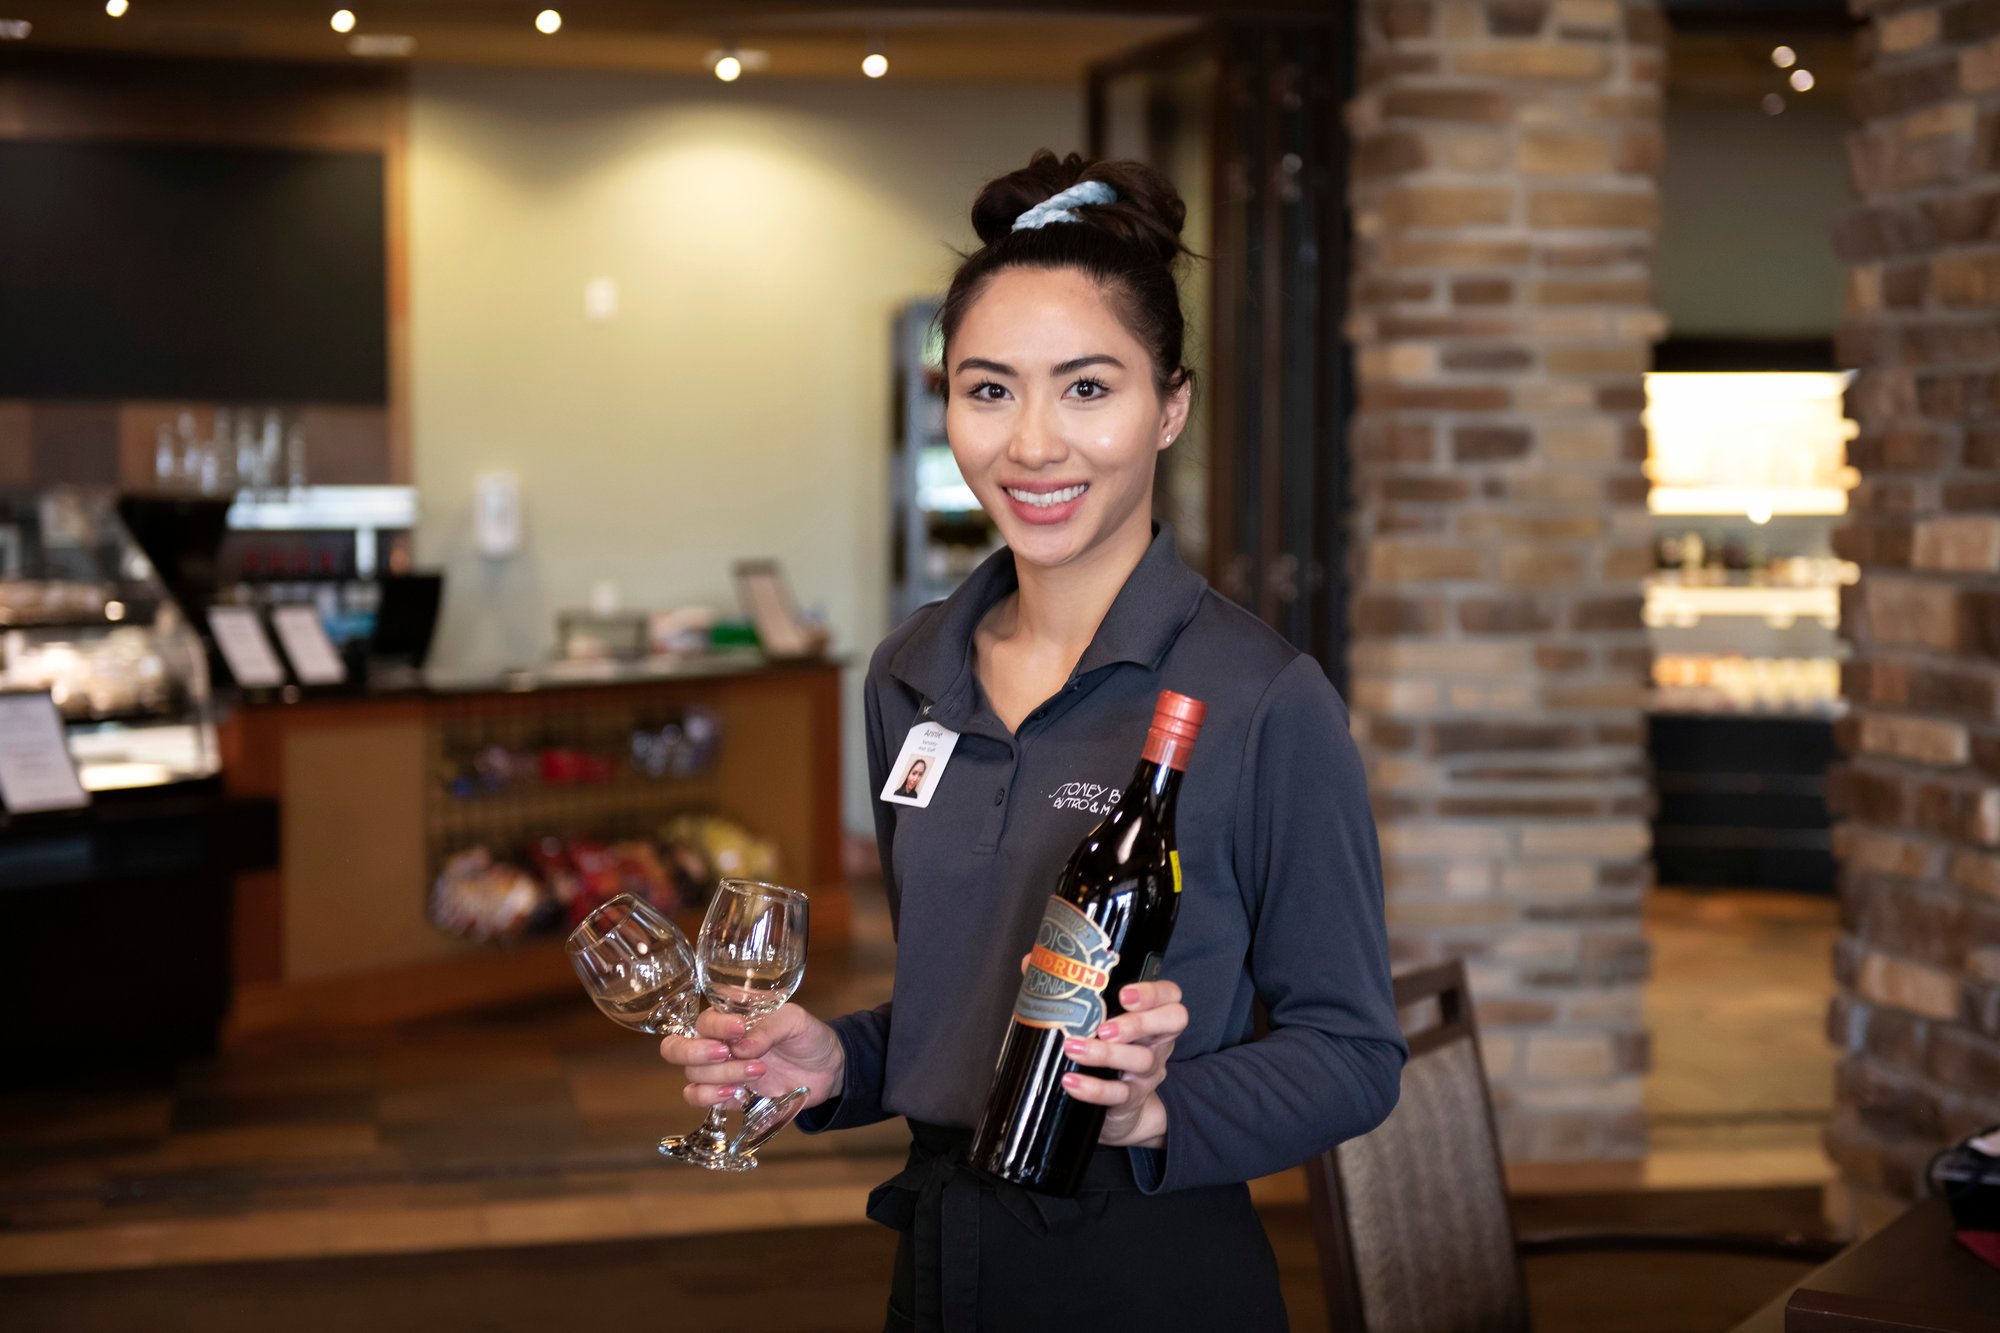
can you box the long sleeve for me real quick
[1134,654,1406,1193]
[795,650,900,1133]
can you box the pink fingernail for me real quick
[709,1045,731,1062]
[1120,988,1139,1005]
[1097,1022,1119,1040]
[1064,1039,1086,1057]
[1060,1074,1081,1089]
[744,1062,766,1077]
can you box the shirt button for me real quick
[993,787,1006,806]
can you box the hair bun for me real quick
[969,149,1188,267]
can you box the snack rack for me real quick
[422,688,742,940]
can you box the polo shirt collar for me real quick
[887,523,1207,721]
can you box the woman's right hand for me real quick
[659,1004,846,1111]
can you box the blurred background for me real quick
[1,1,1995,1329]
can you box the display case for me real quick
[1644,371,1858,717]
[1642,372,1858,892]
[0,488,220,794]
[891,297,999,621]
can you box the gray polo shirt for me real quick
[801,525,1405,1194]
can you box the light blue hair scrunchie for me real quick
[1011,180,1118,231]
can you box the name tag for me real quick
[881,719,959,808]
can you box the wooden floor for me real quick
[0,1190,1830,1333]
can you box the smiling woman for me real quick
[655,148,1403,1333]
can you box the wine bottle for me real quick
[970,689,1206,1195]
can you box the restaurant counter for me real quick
[219,653,846,1039]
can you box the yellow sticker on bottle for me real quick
[1170,850,1182,894]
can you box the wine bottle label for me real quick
[1014,896,1120,1039]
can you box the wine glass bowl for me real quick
[698,878,808,1019]
[567,894,699,1038]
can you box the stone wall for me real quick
[1825,0,2000,1235]
[1347,0,1666,1162]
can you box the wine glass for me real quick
[567,893,699,1038]
[568,892,805,1165]
[674,878,811,1172]
[568,894,718,1161]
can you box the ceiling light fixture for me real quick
[535,9,561,34]
[1789,68,1815,92]
[330,8,355,33]
[1771,45,1796,68]
[0,17,29,38]
[715,52,742,82]
[863,36,887,79]
[105,0,128,16]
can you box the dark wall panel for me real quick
[0,140,388,404]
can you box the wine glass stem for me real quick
[696,1103,732,1153]
[699,1010,761,1160]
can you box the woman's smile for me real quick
[1001,480,1090,524]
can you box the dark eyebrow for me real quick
[1052,355,1125,376]
[952,354,1127,377]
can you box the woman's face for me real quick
[946,267,1189,572]
[907,759,927,784]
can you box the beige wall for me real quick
[408,67,1081,830]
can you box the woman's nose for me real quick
[1007,410,1070,467]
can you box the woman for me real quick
[660,150,1404,1330]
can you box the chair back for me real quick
[1303,959,1530,1333]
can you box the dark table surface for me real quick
[1731,1198,2000,1333]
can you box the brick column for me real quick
[1347,0,1666,1163]
[1825,0,2000,1235]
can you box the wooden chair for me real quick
[1303,960,1843,1333]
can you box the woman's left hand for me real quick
[1060,979,1186,1150]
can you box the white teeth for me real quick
[1004,484,1087,508]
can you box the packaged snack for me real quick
[430,847,547,941]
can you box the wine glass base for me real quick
[732,1086,808,1157]
[658,1135,760,1171]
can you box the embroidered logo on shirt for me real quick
[1048,781,1121,816]
[1013,896,1119,1039]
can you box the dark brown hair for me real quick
[938,150,1194,398]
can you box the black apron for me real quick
[869,1122,1288,1333]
